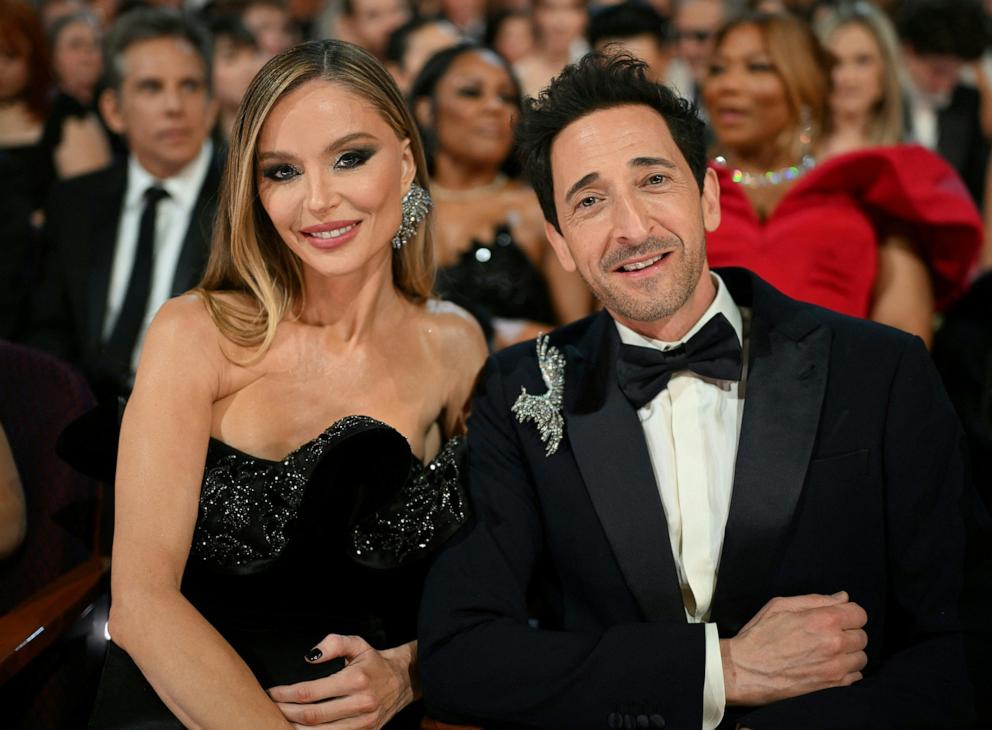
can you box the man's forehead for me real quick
[550,105,682,178]
[122,36,204,74]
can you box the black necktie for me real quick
[616,313,743,409]
[105,185,169,368]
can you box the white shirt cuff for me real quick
[702,623,726,730]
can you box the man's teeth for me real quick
[309,224,355,239]
[621,255,663,272]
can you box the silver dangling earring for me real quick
[391,183,432,250]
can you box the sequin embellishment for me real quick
[351,436,466,565]
[512,334,566,456]
[192,415,467,569]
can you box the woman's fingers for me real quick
[304,634,373,664]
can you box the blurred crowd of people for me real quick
[1,0,991,609]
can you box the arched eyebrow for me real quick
[564,172,599,205]
[564,157,679,203]
[630,156,678,171]
[257,131,378,163]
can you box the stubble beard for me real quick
[589,234,707,323]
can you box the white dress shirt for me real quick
[102,140,213,372]
[616,273,746,730]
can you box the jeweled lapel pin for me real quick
[512,334,566,456]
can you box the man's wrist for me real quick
[384,640,420,703]
[720,638,739,705]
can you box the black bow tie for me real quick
[616,313,743,409]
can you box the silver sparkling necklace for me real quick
[713,154,816,188]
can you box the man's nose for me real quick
[162,85,184,113]
[611,190,651,244]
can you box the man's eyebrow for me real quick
[565,172,599,204]
[257,131,377,162]
[630,156,678,171]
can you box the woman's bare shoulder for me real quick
[135,294,245,396]
[422,299,488,368]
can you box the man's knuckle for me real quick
[352,670,371,691]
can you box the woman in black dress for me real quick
[411,43,593,349]
[95,39,486,728]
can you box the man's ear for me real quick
[99,87,126,135]
[544,220,577,273]
[701,166,721,233]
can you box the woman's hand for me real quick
[268,635,418,729]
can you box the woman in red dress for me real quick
[701,12,982,345]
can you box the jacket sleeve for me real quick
[418,355,707,730]
[736,336,991,730]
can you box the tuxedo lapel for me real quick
[171,151,222,295]
[563,312,686,623]
[709,269,830,633]
[85,164,128,349]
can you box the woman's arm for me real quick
[0,423,26,559]
[107,296,291,729]
[870,235,935,347]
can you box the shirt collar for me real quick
[615,272,743,352]
[124,139,213,211]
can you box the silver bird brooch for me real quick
[511,334,566,456]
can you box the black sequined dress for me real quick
[88,415,467,729]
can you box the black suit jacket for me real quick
[419,268,985,729]
[27,149,223,399]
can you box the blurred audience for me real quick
[515,0,588,98]
[586,1,673,83]
[670,0,725,106]
[816,0,904,159]
[45,10,114,178]
[207,13,264,141]
[338,0,411,59]
[897,0,989,209]
[0,0,54,338]
[412,43,592,347]
[39,0,86,29]
[703,12,981,345]
[237,0,299,58]
[0,422,26,560]
[27,7,223,401]
[385,15,460,93]
[484,9,534,64]
[439,0,486,38]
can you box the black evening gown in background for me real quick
[435,223,557,343]
[85,415,468,729]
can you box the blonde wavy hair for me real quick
[816,1,904,146]
[195,40,435,361]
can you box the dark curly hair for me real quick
[515,52,706,234]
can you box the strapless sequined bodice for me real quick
[191,414,466,572]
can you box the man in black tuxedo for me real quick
[419,54,985,729]
[28,7,221,401]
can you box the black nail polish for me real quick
[305,647,322,662]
